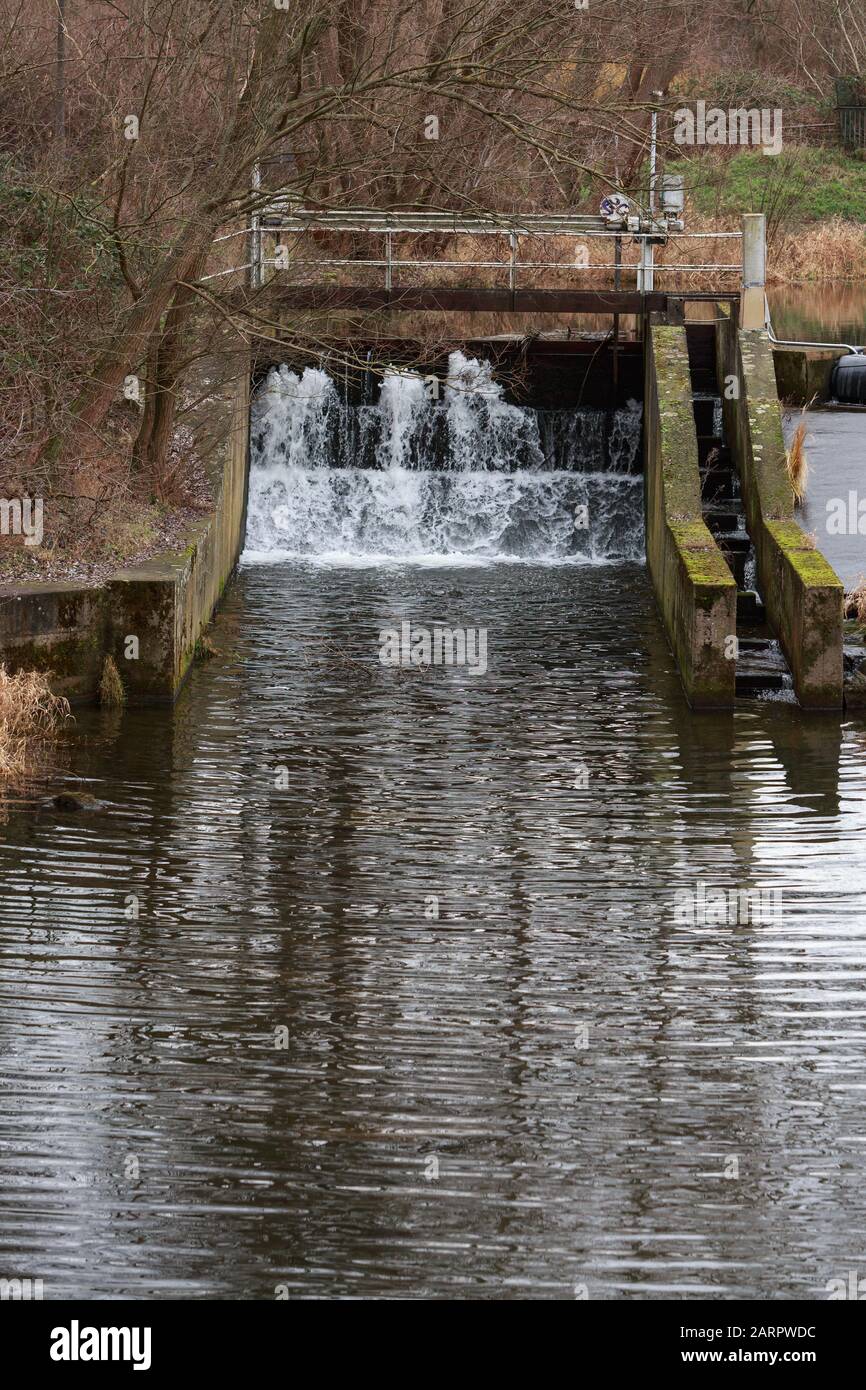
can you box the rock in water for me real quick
[45,791,101,812]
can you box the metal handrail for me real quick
[260,206,613,232]
[258,256,742,271]
[259,206,743,238]
[208,202,746,291]
[764,293,863,355]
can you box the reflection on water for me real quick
[783,410,865,590]
[1,562,866,1300]
[773,285,866,591]
[770,285,866,347]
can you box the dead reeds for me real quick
[99,655,125,707]
[845,575,866,624]
[786,416,809,504]
[0,664,71,782]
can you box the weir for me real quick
[240,205,843,711]
[247,312,843,709]
[0,213,845,712]
[246,349,643,564]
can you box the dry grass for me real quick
[845,575,866,623]
[786,416,809,504]
[99,655,125,707]
[0,664,71,782]
[193,635,219,661]
[772,218,866,284]
[659,211,865,287]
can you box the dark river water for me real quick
[771,283,866,590]
[769,285,866,350]
[2,560,866,1300]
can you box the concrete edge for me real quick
[773,349,838,405]
[717,318,843,709]
[645,321,737,709]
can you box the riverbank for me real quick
[0,364,249,706]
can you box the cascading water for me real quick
[244,351,643,564]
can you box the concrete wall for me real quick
[717,315,843,708]
[0,361,250,705]
[0,584,106,703]
[644,321,737,709]
[108,366,251,702]
[773,349,838,405]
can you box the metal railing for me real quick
[837,105,866,147]
[244,205,743,293]
[764,293,863,355]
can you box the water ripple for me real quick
[1,564,865,1298]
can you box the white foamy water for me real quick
[244,354,643,564]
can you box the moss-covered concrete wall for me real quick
[717,314,843,708]
[0,360,250,705]
[773,349,838,405]
[108,366,250,702]
[644,321,737,708]
[0,584,106,702]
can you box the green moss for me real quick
[654,327,703,519]
[670,523,737,589]
[766,521,843,587]
[193,635,218,661]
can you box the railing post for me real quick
[637,235,654,293]
[385,231,392,292]
[509,231,517,293]
[613,235,622,394]
[741,212,766,330]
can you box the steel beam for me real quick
[264,287,673,313]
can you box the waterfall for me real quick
[245,353,644,564]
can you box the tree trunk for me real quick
[67,219,220,447]
[146,251,209,497]
[132,336,161,473]
[619,60,682,194]
[54,0,66,154]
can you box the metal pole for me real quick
[385,232,392,292]
[641,91,663,296]
[248,162,262,291]
[613,235,621,392]
[509,231,517,293]
[740,213,766,330]
[638,236,654,293]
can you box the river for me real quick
[1,342,865,1301]
[770,285,866,589]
